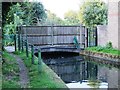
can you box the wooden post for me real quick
[31,45,34,64]
[26,39,29,57]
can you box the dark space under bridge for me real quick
[18,25,91,53]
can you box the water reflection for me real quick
[42,53,120,89]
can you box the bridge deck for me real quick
[34,45,84,53]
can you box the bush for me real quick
[106,41,113,49]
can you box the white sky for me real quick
[40,0,81,19]
[30,0,108,19]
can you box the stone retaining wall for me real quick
[80,50,120,67]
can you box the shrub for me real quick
[106,41,113,49]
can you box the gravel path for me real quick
[5,46,29,88]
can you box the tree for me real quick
[21,1,47,25]
[78,0,107,28]
[2,1,47,46]
[64,10,80,25]
[4,1,47,26]
[5,3,23,25]
[44,10,64,25]
[32,2,47,25]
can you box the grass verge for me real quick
[85,46,120,56]
[14,51,68,88]
[2,51,20,88]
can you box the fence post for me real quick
[38,49,42,73]
[18,26,21,51]
[26,39,29,57]
[31,45,34,64]
[38,49,42,64]
[14,34,17,51]
[20,26,24,52]
[17,26,20,51]
[21,32,24,52]
[21,37,24,52]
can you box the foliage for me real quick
[86,46,120,56]
[44,10,81,25]
[44,10,64,25]
[21,1,47,25]
[78,0,108,28]
[88,80,100,88]
[32,2,47,25]
[106,41,113,49]
[3,1,47,46]
[64,10,80,25]
[4,1,47,27]
[5,3,23,25]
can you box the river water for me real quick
[40,52,120,89]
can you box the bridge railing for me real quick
[20,25,88,49]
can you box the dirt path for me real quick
[9,53,29,88]
[5,46,29,88]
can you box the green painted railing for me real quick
[4,26,42,68]
[16,26,43,73]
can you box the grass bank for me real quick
[85,46,120,56]
[14,51,68,88]
[2,51,20,88]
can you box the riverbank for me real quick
[80,50,120,68]
[15,51,68,88]
[2,47,68,89]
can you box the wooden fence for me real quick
[20,25,88,49]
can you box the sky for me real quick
[30,0,108,19]
[40,0,81,19]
